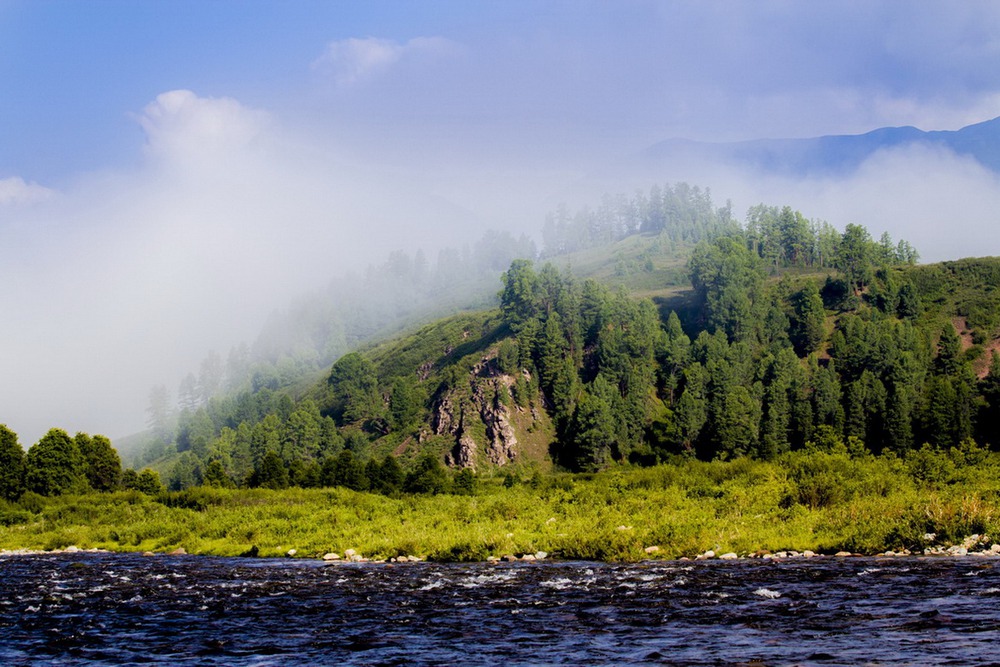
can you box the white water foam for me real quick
[754,588,781,599]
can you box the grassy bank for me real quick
[2,445,999,561]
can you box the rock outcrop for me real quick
[437,352,523,468]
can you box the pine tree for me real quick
[569,376,618,471]
[791,281,826,356]
[254,449,289,490]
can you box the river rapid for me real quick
[2,553,999,665]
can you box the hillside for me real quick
[108,193,999,494]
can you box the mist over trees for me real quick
[15,180,997,501]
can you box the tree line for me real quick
[495,222,1000,469]
[0,425,161,501]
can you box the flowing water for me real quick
[2,552,1000,665]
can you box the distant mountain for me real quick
[643,116,1000,176]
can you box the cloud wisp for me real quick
[311,36,458,87]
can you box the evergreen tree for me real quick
[324,450,369,491]
[714,385,760,459]
[369,454,404,495]
[675,363,708,454]
[689,234,765,342]
[934,324,963,376]
[977,352,1000,448]
[790,281,826,356]
[202,459,234,488]
[0,424,25,501]
[254,449,289,490]
[328,352,381,425]
[403,453,449,494]
[168,451,202,491]
[569,375,618,471]
[836,223,875,293]
[498,259,540,329]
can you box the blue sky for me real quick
[5,0,1000,186]
[3,0,1000,444]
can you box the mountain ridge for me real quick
[643,115,1000,176]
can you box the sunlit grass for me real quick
[3,449,1000,561]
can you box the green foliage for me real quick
[25,429,87,496]
[790,281,826,356]
[328,352,381,425]
[0,424,25,501]
[135,469,164,495]
[254,450,290,490]
[404,454,450,494]
[76,433,122,492]
[689,234,765,342]
[452,468,477,495]
[5,451,1000,561]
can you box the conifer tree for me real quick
[791,281,826,356]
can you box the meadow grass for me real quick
[3,448,1000,561]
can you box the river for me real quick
[1,552,998,665]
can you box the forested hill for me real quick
[110,195,1000,494]
[9,183,1000,502]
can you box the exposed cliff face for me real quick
[436,353,523,469]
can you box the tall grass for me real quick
[3,449,1000,561]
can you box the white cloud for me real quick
[135,89,270,167]
[0,89,492,446]
[0,176,55,206]
[311,36,457,86]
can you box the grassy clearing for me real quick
[3,447,1000,562]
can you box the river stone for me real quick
[344,549,357,558]
[644,546,661,554]
[834,551,852,557]
[64,546,80,553]
[802,550,816,558]
[286,549,297,557]
[948,546,968,556]
[322,552,341,561]
[521,554,537,562]
[534,551,548,560]
[169,548,187,556]
[992,544,1000,554]
[719,552,738,560]
[502,554,518,562]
